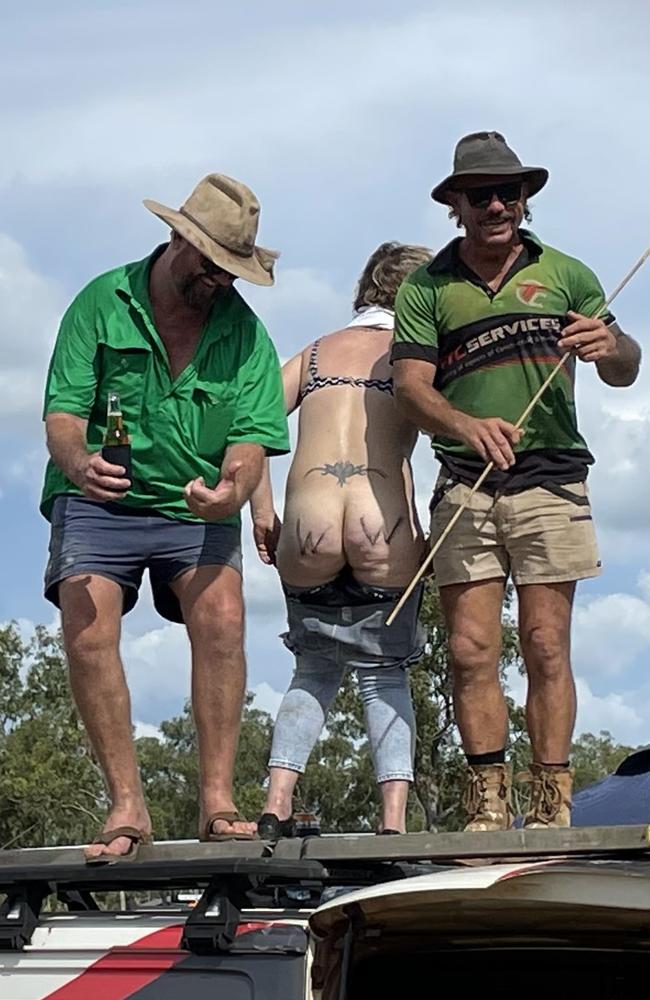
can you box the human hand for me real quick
[252,510,282,565]
[73,452,130,500]
[558,311,617,363]
[457,415,523,471]
[184,460,243,521]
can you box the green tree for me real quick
[136,694,274,838]
[571,730,638,791]
[0,617,642,847]
[0,625,105,849]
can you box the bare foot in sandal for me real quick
[84,803,153,862]
[199,802,257,841]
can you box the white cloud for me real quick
[246,267,350,358]
[0,234,64,419]
[572,587,650,679]
[134,720,161,740]
[506,666,647,748]
[251,682,284,720]
[573,677,644,741]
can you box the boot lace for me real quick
[521,769,563,823]
[463,770,487,819]
[463,769,507,819]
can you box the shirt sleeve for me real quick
[226,321,290,456]
[568,259,616,327]
[42,290,99,419]
[390,270,439,365]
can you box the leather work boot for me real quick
[521,764,573,828]
[463,762,514,832]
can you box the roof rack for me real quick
[0,824,648,892]
[0,826,649,953]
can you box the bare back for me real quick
[276,325,425,587]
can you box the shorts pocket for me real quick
[429,476,460,513]
[540,481,590,508]
[281,600,335,654]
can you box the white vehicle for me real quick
[1,826,649,999]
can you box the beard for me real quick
[179,274,227,312]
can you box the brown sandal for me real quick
[200,811,258,842]
[85,825,153,864]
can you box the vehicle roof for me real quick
[309,858,650,936]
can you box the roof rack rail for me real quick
[0,825,648,896]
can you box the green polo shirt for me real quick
[391,230,614,491]
[40,245,290,523]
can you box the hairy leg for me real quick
[439,579,508,754]
[60,574,151,860]
[172,565,255,838]
[517,582,576,762]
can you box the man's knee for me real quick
[187,591,245,651]
[449,628,500,680]
[521,623,570,678]
[59,578,122,662]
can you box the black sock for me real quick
[466,748,506,766]
[538,761,570,769]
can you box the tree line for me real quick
[0,587,638,847]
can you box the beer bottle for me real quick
[101,391,132,487]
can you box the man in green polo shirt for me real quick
[391,132,641,830]
[41,173,289,859]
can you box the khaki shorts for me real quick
[428,474,601,587]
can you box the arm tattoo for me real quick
[296,518,330,556]
[305,460,387,487]
[360,515,403,546]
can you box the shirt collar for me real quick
[427,228,543,276]
[115,242,168,314]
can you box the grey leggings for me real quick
[268,653,416,783]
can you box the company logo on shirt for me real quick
[516,280,549,307]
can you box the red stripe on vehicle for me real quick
[41,924,185,1000]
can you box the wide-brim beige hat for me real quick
[144,173,279,286]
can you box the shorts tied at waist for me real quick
[280,567,426,669]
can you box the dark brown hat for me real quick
[431,131,548,205]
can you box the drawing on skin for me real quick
[360,515,403,546]
[296,518,330,556]
[305,461,387,487]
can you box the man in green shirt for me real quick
[41,173,289,859]
[391,132,641,830]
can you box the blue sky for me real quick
[1,0,649,744]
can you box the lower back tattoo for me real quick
[305,460,387,487]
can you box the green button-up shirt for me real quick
[40,245,290,524]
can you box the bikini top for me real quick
[298,338,393,402]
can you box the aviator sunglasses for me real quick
[463,180,523,209]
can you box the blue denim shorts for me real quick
[44,495,242,623]
[281,568,426,670]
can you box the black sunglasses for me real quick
[464,181,523,209]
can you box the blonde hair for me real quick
[353,241,433,311]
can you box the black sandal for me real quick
[257,812,297,840]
